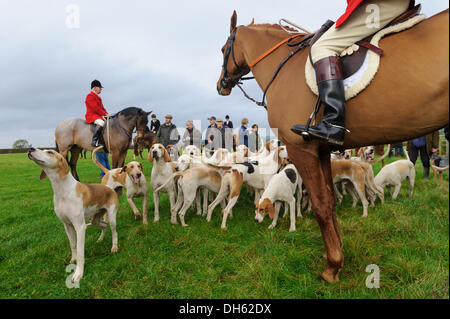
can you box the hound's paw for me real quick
[153,218,160,223]
[170,219,178,225]
[268,224,275,230]
[289,227,296,232]
[111,245,119,253]
[70,257,76,263]
[143,219,148,225]
[134,213,141,220]
[72,271,83,283]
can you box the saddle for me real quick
[305,0,425,100]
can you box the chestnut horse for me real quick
[55,107,151,180]
[217,10,449,282]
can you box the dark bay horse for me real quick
[55,107,151,180]
[217,10,449,282]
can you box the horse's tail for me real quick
[368,144,391,164]
[92,146,110,174]
[155,171,184,192]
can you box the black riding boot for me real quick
[91,125,104,147]
[291,56,346,146]
[424,166,430,179]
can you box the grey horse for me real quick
[55,107,150,180]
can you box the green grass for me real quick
[0,151,448,299]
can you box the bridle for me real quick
[220,27,253,92]
[219,26,315,109]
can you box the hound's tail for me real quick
[200,157,232,171]
[155,171,184,192]
[432,164,449,172]
[92,146,110,174]
[404,148,410,161]
[368,144,391,164]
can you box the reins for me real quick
[222,26,315,109]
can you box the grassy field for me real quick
[0,150,448,299]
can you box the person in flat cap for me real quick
[156,114,180,147]
[205,116,218,149]
[85,79,109,147]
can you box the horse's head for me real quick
[217,10,253,96]
[136,110,151,137]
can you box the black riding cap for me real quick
[91,79,104,89]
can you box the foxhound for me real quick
[374,151,415,199]
[92,147,148,224]
[183,145,201,157]
[28,148,118,283]
[206,146,289,229]
[255,164,302,232]
[155,167,224,226]
[148,143,178,223]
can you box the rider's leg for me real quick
[91,119,105,147]
[291,0,411,145]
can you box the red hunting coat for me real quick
[336,0,365,28]
[85,91,108,123]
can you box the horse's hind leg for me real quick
[69,147,81,181]
[286,143,343,283]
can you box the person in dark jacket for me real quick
[150,114,160,133]
[156,114,180,147]
[210,119,233,151]
[205,116,218,150]
[224,115,233,129]
[407,131,439,179]
[182,120,202,149]
[238,118,249,147]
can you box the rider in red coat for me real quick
[85,79,109,147]
[336,0,365,28]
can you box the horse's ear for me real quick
[146,111,152,116]
[230,10,237,34]
[249,18,254,26]
[40,170,47,180]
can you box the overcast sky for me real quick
[0,0,447,148]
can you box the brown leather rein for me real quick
[220,26,314,109]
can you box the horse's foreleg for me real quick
[111,149,121,169]
[286,143,343,283]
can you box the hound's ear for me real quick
[147,151,153,162]
[120,165,127,173]
[266,200,276,219]
[138,162,143,170]
[163,148,171,162]
[265,141,271,152]
[40,170,47,180]
[249,18,254,26]
[230,10,237,34]
[58,156,69,179]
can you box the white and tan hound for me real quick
[28,148,118,283]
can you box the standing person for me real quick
[239,118,249,147]
[212,118,233,151]
[150,114,160,133]
[224,115,233,129]
[389,142,405,158]
[205,116,218,151]
[182,120,202,149]
[96,150,110,179]
[156,114,180,148]
[249,124,264,153]
[291,0,411,145]
[407,131,440,179]
[85,79,109,147]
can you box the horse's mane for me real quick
[248,23,303,34]
[111,106,143,118]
